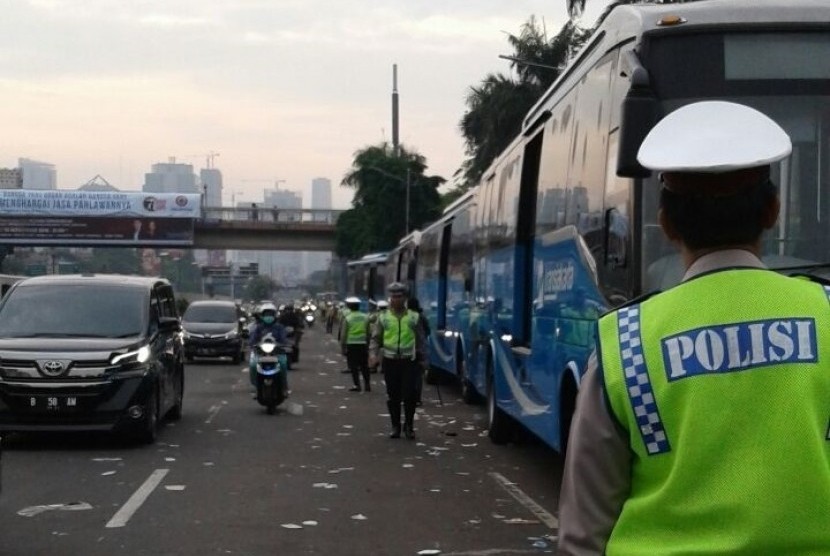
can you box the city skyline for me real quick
[0,1,609,210]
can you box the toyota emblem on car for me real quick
[38,360,69,377]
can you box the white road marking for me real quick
[105,469,169,528]
[489,472,559,530]
[205,403,223,424]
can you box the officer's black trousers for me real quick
[383,357,419,428]
[346,344,369,388]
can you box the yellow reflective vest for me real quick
[599,269,830,555]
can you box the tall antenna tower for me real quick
[392,64,399,156]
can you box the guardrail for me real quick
[200,207,344,224]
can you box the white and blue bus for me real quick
[346,252,388,309]
[384,231,421,295]
[414,0,830,453]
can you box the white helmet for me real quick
[259,302,277,315]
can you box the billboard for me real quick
[0,190,200,246]
[0,216,195,246]
[0,190,201,218]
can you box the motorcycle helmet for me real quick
[260,302,278,325]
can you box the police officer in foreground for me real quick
[369,282,426,439]
[341,296,370,392]
[558,101,830,554]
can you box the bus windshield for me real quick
[641,32,830,291]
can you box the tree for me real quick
[457,17,589,190]
[337,143,443,258]
[243,275,277,302]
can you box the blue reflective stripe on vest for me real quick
[824,285,830,304]
[618,305,671,456]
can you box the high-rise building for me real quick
[19,158,56,190]
[0,168,22,189]
[229,185,305,288]
[200,168,222,206]
[306,177,333,278]
[143,158,198,193]
[310,177,332,221]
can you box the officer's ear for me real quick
[658,208,680,242]
[761,194,780,230]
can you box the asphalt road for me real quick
[0,326,565,556]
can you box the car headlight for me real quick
[111,345,151,365]
[223,330,238,340]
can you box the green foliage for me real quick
[458,17,589,189]
[336,143,443,258]
[243,274,277,302]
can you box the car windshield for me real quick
[0,284,146,338]
[183,304,237,324]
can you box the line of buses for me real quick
[347,0,830,453]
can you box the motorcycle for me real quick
[252,333,291,415]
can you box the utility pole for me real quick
[392,64,399,156]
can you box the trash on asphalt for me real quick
[18,502,93,517]
[351,513,368,520]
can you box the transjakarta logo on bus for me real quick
[539,261,575,297]
[661,318,817,381]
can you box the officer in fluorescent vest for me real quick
[341,297,370,392]
[558,101,830,554]
[369,282,426,439]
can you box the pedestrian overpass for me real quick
[195,207,342,251]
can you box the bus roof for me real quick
[523,0,829,131]
[347,252,388,267]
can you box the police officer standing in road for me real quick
[341,296,370,392]
[558,101,830,554]
[369,283,426,439]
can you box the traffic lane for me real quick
[79,330,565,555]
[113,329,565,555]
[1,330,565,555]
[125,333,561,554]
[0,358,241,555]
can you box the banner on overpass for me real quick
[0,190,202,218]
[0,216,194,246]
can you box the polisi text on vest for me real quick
[660,318,817,380]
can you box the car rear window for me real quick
[183,304,237,324]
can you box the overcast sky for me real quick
[0,0,608,208]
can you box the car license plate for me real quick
[29,395,78,411]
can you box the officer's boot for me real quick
[362,369,371,392]
[387,400,401,439]
[403,401,416,440]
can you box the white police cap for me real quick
[345,296,361,304]
[637,101,791,173]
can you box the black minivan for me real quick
[0,274,184,443]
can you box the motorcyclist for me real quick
[279,303,304,357]
[249,302,289,393]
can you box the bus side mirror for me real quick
[617,51,660,179]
